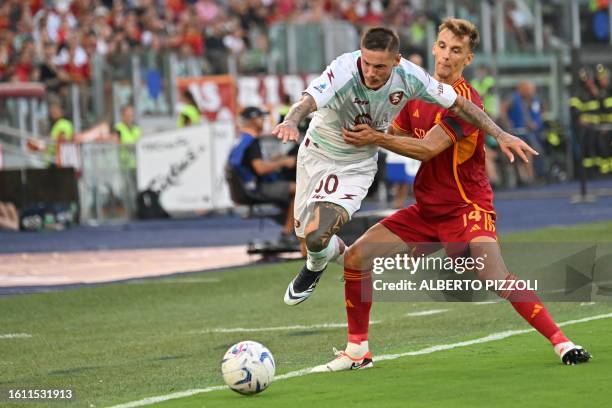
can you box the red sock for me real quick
[499,275,568,346]
[344,268,372,345]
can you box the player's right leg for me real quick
[285,146,376,306]
[312,222,411,372]
[285,201,348,305]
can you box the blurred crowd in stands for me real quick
[0,0,610,195]
[0,0,438,86]
[7,0,609,85]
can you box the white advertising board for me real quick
[137,123,235,212]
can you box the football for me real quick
[221,340,276,395]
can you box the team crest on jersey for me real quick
[389,92,404,105]
[354,113,373,126]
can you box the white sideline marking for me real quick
[127,278,221,285]
[473,301,502,305]
[203,321,382,334]
[0,333,31,339]
[405,309,448,317]
[580,302,596,306]
[108,312,612,408]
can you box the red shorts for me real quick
[380,205,497,257]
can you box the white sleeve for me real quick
[304,54,353,109]
[401,60,457,108]
[421,73,457,109]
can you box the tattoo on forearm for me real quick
[454,97,504,139]
[285,95,316,125]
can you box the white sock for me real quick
[327,235,344,263]
[346,340,369,358]
[554,341,576,358]
[326,235,346,265]
[307,235,345,271]
[306,245,330,271]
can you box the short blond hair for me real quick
[438,18,480,51]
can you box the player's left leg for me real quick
[469,236,592,365]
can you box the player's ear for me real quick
[465,51,474,67]
[394,53,401,66]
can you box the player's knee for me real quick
[344,243,367,270]
[305,230,329,253]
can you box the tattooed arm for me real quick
[272,94,317,143]
[450,95,538,163]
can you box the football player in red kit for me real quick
[312,17,591,372]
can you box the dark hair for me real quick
[361,27,400,53]
[438,18,480,51]
[183,89,197,106]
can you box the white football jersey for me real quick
[304,50,457,162]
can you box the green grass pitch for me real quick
[1,222,612,407]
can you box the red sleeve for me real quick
[392,102,413,133]
[439,84,483,143]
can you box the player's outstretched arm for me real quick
[450,95,539,163]
[342,124,452,162]
[272,94,317,143]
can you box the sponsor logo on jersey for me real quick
[354,113,373,126]
[389,91,404,105]
[353,97,369,105]
[437,83,444,95]
[341,194,356,200]
[327,69,335,83]
[314,82,327,93]
[311,194,327,200]
[414,128,426,138]
[413,109,420,118]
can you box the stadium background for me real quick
[1,1,612,407]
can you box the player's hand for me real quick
[272,121,299,143]
[497,132,539,163]
[342,124,382,147]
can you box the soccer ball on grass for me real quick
[221,340,275,395]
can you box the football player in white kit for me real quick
[273,27,534,306]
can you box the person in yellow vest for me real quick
[47,102,74,166]
[177,89,201,128]
[112,104,142,217]
[113,104,141,169]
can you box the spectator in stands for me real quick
[203,21,230,74]
[47,101,74,165]
[500,80,545,184]
[39,41,69,95]
[228,106,297,244]
[177,89,201,128]
[505,0,534,52]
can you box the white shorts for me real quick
[294,140,378,238]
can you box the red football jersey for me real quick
[392,77,494,219]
